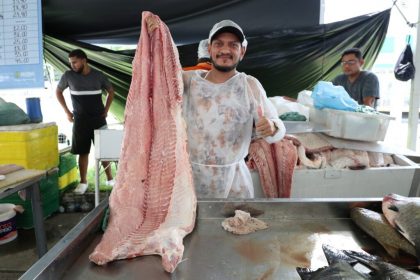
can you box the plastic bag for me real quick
[0,101,30,126]
[269,96,309,120]
[394,44,415,81]
[312,81,358,111]
[297,90,313,107]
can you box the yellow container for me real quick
[58,166,78,190]
[0,123,58,170]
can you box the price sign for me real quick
[0,0,44,89]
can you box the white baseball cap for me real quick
[208,20,247,46]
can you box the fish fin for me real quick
[322,244,358,266]
[344,249,381,272]
[387,204,399,212]
[394,223,406,236]
[296,267,317,280]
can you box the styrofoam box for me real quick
[309,107,394,142]
[251,155,418,198]
[94,123,124,160]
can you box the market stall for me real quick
[22,198,418,280]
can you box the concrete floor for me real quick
[0,209,87,279]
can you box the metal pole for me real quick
[407,3,420,150]
[95,159,100,207]
[28,182,48,257]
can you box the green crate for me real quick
[59,152,77,176]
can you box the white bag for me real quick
[297,90,314,107]
[269,96,309,120]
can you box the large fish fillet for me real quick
[89,11,197,273]
[248,138,297,198]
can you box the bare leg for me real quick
[102,161,113,181]
[78,154,89,183]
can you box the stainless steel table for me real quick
[21,198,417,280]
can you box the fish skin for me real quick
[296,245,369,280]
[322,244,359,266]
[296,261,369,280]
[344,249,420,280]
[350,208,416,258]
[382,194,420,262]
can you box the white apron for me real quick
[183,72,257,199]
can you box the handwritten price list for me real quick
[0,0,39,65]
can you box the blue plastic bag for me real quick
[312,81,358,111]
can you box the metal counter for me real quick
[21,198,409,280]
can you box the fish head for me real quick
[382,194,420,249]
[382,193,404,228]
[322,244,359,266]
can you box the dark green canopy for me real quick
[44,10,390,121]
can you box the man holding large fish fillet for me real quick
[148,18,286,198]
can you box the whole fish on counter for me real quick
[296,262,369,280]
[296,244,368,279]
[344,249,420,280]
[382,194,420,263]
[350,207,417,258]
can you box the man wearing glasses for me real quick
[332,48,380,108]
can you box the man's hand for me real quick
[66,111,74,123]
[363,96,375,107]
[256,117,276,138]
[145,15,159,34]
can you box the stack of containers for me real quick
[0,122,59,228]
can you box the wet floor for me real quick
[0,212,86,279]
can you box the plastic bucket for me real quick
[25,97,43,123]
[0,204,18,245]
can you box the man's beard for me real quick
[210,57,240,72]
[72,65,84,74]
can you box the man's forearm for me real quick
[56,89,71,114]
[104,89,114,112]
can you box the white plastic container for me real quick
[309,107,394,142]
[0,204,18,245]
[252,155,417,198]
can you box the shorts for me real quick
[71,115,106,155]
